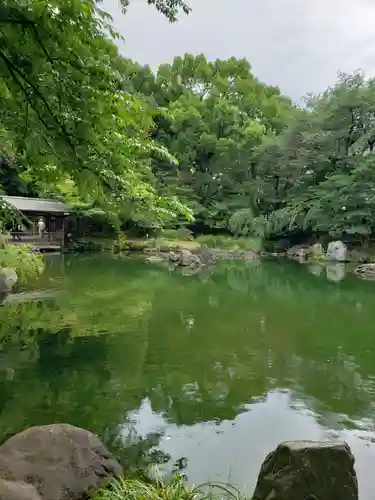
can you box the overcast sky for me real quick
[102,0,375,103]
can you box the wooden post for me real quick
[61,217,65,253]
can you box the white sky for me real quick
[102,0,375,102]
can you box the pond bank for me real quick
[68,235,261,255]
[0,423,358,500]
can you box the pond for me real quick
[1,254,375,498]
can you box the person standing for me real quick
[15,223,22,240]
[37,217,45,239]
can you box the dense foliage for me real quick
[112,55,283,229]
[246,73,375,243]
[0,242,44,283]
[1,1,374,242]
[131,63,375,243]
[0,0,190,227]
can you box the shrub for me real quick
[117,231,130,251]
[70,238,116,253]
[0,243,44,284]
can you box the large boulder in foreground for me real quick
[252,441,358,500]
[0,267,18,293]
[0,424,123,500]
[0,479,41,500]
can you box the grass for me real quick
[69,232,262,255]
[157,228,195,242]
[126,238,200,253]
[195,235,262,253]
[91,472,248,500]
[124,235,261,254]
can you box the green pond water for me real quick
[1,254,375,497]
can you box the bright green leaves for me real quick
[247,72,375,240]
[147,54,294,230]
[0,0,191,227]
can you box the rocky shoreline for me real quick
[0,424,359,500]
[144,245,259,273]
[142,239,375,281]
[276,240,375,280]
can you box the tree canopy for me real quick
[126,63,375,242]
[1,1,374,241]
[133,54,296,231]
[247,73,375,242]
[0,0,190,226]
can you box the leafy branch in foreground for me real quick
[0,0,191,225]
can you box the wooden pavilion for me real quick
[1,195,71,251]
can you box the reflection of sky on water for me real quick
[122,391,375,499]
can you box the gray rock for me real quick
[286,245,309,261]
[0,423,123,500]
[349,249,372,263]
[355,263,375,280]
[0,268,18,293]
[198,245,215,265]
[168,251,180,263]
[326,240,348,262]
[0,479,41,500]
[179,249,201,268]
[210,249,258,262]
[252,440,358,500]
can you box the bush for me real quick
[116,231,130,251]
[70,237,116,253]
[0,243,44,284]
[196,235,262,252]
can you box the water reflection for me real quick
[326,263,346,282]
[0,256,375,498]
[124,393,375,498]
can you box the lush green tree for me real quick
[142,54,295,231]
[230,72,375,243]
[0,0,190,226]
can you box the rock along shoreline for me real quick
[0,423,359,500]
